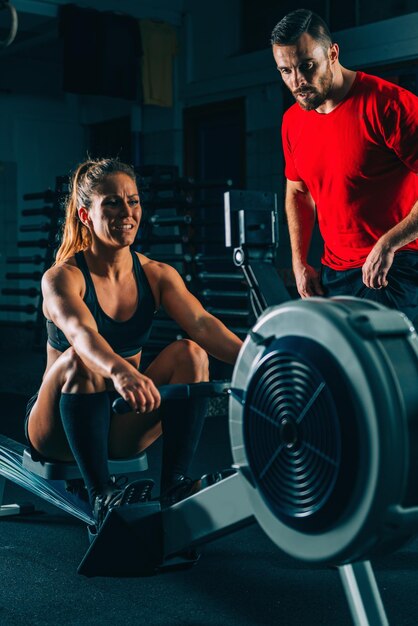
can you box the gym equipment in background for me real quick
[0,178,68,348]
[134,166,250,369]
[224,189,290,315]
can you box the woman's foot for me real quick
[159,476,202,508]
[92,479,155,529]
[160,469,237,508]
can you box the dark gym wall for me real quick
[88,117,132,164]
[183,98,246,187]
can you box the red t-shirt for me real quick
[282,71,418,269]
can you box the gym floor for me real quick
[1,338,418,625]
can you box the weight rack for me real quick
[0,177,68,349]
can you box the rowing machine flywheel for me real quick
[229,297,418,564]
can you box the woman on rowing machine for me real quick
[25,158,243,529]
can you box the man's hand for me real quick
[362,242,395,289]
[293,263,324,298]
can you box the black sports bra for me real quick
[46,251,156,357]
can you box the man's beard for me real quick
[293,65,333,111]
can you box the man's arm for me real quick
[362,197,418,289]
[286,179,324,297]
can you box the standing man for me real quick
[272,9,418,321]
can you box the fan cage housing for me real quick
[243,336,359,533]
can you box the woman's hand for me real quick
[112,365,161,413]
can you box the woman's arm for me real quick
[42,264,160,411]
[154,262,243,364]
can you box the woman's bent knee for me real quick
[174,339,209,380]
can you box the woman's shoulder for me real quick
[135,253,184,302]
[42,256,84,292]
[136,252,177,277]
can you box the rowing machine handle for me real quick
[112,381,230,414]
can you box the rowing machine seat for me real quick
[22,448,148,481]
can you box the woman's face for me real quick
[80,172,141,248]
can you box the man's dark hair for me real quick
[271,8,332,51]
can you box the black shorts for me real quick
[321,251,418,324]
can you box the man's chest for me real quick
[288,115,394,188]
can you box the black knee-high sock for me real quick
[59,391,111,505]
[160,397,209,492]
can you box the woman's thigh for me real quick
[27,350,76,461]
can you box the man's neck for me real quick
[316,67,357,114]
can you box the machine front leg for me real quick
[338,561,389,626]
